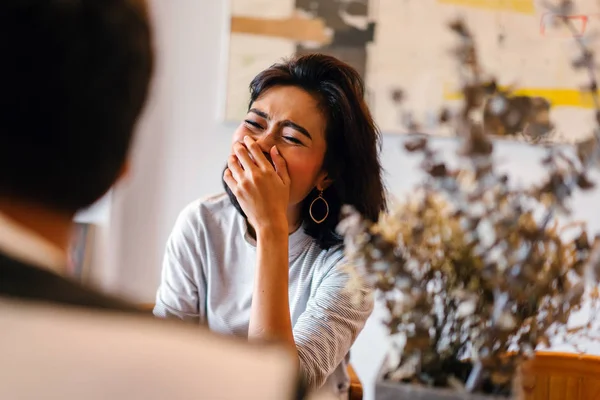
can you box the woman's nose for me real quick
[252,133,276,152]
[238,134,275,166]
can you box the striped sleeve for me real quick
[292,252,374,390]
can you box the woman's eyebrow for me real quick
[280,120,312,140]
[249,108,312,140]
[249,108,269,119]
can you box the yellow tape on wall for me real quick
[444,87,599,108]
[437,0,535,14]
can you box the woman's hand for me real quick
[223,136,290,233]
[226,137,296,350]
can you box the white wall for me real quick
[74,191,114,287]
[98,2,600,400]
[102,0,236,300]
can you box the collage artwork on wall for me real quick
[224,0,600,143]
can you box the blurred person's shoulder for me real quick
[0,251,140,313]
[0,297,302,400]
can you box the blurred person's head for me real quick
[224,54,386,249]
[0,0,153,216]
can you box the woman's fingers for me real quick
[233,141,256,172]
[270,145,290,185]
[243,136,272,170]
[227,154,244,183]
[223,168,238,193]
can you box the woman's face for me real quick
[231,85,330,208]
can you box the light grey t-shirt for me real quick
[153,193,373,389]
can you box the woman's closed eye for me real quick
[283,136,303,145]
[243,119,306,146]
[244,119,263,130]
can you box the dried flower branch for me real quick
[341,3,600,396]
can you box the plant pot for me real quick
[375,360,512,400]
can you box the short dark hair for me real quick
[241,54,387,249]
[0,0,153,213]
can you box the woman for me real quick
[153,54,386,391]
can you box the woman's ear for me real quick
[316,172,334,192]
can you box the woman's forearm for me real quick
[248,223,297,352]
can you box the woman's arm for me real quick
[249,225,296,349]
[223,136,296,349]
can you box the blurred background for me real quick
[73,1,600,398]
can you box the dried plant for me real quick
[339,2,600,395]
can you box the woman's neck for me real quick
[286,206,302,233]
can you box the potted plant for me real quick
[338,3,600,399]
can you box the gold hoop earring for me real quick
[309,190,329,224]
